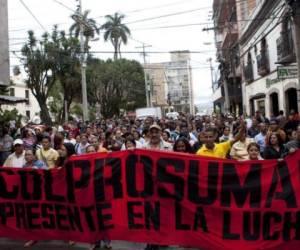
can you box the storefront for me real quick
[245,69,298,118]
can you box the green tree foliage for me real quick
[21,27,82,124]
[101,13,131,60]
[87,58,146,118]
[0,109,22,127]
[69,9,99,52]
[21,30,57,125]
[51,27,82,122]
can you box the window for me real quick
[26,110,30,119]
[25,90,30,105]
[9,88,15,96]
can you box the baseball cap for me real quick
[149,124,161,131]
[13,139,24,146]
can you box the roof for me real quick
[0,95,27,104]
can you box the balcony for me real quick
[276,32,296,64]
[244,63,254,83]
[256,51,270,76]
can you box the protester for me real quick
[23,149,47,169]
[3,139,26,168]
[247,143,263,160]
[173,137,193,153]
[85,144,112,250]
[263,132,286,160]
[75,133,90,155]
[230,131,254,161]
[285,125,300,154]
[124,138,136,150]
[36,135,59,169]
[196,121,246,159]
[254,122,268,155]
[219,126,232,142]
[0,127,14,165]
[144,124,172,151]
[266,119,286,143]
[22,129,36,150]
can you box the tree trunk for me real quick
[114,42,118,60]
[38,98,53,126]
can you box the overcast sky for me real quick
[8,0,216,106]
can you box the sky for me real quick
[8,0,217,107]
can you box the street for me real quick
[0,239,199,250]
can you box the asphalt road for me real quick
[0,239,200,250]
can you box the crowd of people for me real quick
[0,109,299,249]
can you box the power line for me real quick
[18,0,47,32]
[125,8,209,25]
[51,0,75,13]
[10,50,216,54]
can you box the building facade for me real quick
[165,51,194,114]
[238,0,298,118]
[145,63,169,109]
[145,51,195,114]
[0,0,9,86]
[212,0,243,115]
[2,69,41,120]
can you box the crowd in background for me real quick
[0,109,300,249]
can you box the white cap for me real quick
[13,139,24,146]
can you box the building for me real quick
[165,51,194,114]
[145,51,194,114]
[0,0,9,86]
[212,0,243,115]
[238,0,298,117]
[1,67,41,120]
[145,63,169,109]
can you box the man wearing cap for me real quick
[143,124,172,151]
[143,124,172,250]
[3,139,26,168]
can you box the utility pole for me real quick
[76,0,89,122]
[136,43,152,107]
[208,58,214,92]
[0,0,9,86]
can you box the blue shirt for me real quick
[254,132,266,153]
[23,160,48,169]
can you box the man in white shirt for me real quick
[144,124,172,151]
[3,139,26,168]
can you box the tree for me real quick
[87,58,146,118]
[21,31,57,125]
[101,13,131,60]
[50,28,82,122]
[69,9,99,52]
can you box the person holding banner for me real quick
[196,121,246,159]
[247,142,263,160]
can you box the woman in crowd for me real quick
[230,131,254,161]
[22,129,36,150]
[23,149,47,169]
[263,132,286,160]
[173,137,193,153]
[219,126,232,142]
[247,143,263,161]
[124,138,136,150]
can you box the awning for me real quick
[249,93,266,100]
[0,95,27,105]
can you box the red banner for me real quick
[0,149,300,250]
